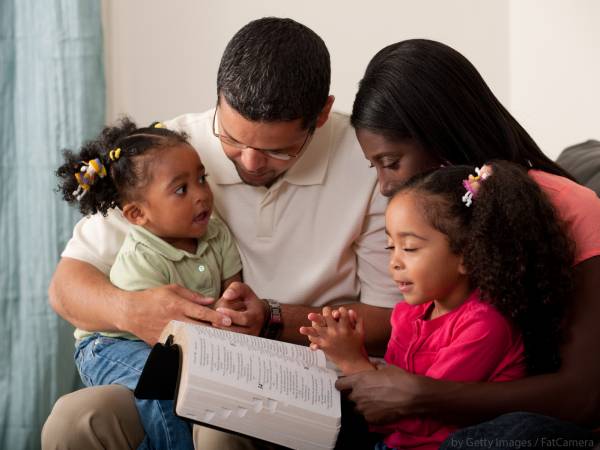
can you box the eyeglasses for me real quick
[212,107,313,161]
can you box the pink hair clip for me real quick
[461,165,492,207]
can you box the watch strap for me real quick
[260,299,283,340]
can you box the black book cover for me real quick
[134,334,181,400]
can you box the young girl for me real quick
[300,161,574,450]
[56,118,242,450]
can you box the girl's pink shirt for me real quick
[377,291,526,450]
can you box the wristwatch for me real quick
[260,299,283,340]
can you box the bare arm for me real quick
[49,257,230,345]
[337,256,600,427]
[213,281,392,353]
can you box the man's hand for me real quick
[212,282,268,336]
[124,284,231,345]
[335,365,424,425]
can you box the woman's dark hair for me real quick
[394,161,574,375]
[56,117,189,216]
[217,17,330,129]
[352,39,574,180]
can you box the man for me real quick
[42,17,397,449]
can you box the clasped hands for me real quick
[299,306,376,375]
[210,281,267,337]
[300,305,423,426]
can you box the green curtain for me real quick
[0,1,105,448]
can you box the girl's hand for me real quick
[299,306,375,375]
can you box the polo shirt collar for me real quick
[130,223,218,261]
[209,116,333,187]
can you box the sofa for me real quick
[556,139,600,197]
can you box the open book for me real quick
[135,320,341,450]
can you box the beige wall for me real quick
[102,1,508,121]
[509,0,600,159]
[102,0,599,160]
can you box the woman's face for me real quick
[356,129,440,197]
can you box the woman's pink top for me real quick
[530,170,600,265]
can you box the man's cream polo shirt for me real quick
[62,109,399,309]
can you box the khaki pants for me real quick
[41,385,279,450]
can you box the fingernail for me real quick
[222,316,231,326]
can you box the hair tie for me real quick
[72,158,108,200]
[109,147,122,161]
[461,165,492,207]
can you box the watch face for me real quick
[269,302,282,322]
[264,300,283,339]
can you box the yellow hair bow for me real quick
[109,147,121,161]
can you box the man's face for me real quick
[215,98,313,187]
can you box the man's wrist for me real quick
[260,299,283,340]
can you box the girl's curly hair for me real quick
[395,161,574,375]
[56,117,189,216]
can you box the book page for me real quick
[185,329,339,416]
[177,321,326,368]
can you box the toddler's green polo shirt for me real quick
[74,217,241,341]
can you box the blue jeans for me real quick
[75,335,193,450]
[440,412,599,449]
[374,441,395,450]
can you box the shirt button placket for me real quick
[257,190,276,238]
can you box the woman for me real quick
[340,39,600,448]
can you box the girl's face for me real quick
[356,129,440,197]
[131,144,213,245]
[385,191,469,312]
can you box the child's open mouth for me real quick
[397,281,413,293]
[193,210,210,223]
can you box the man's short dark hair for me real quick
[217,17,330,129]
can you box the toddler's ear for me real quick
[122,203,147,226]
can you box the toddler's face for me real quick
[385,191,469,311]
[138,144,213,242]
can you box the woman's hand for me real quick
[335,365,427,425]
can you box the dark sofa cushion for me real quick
[556,139,600,197]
